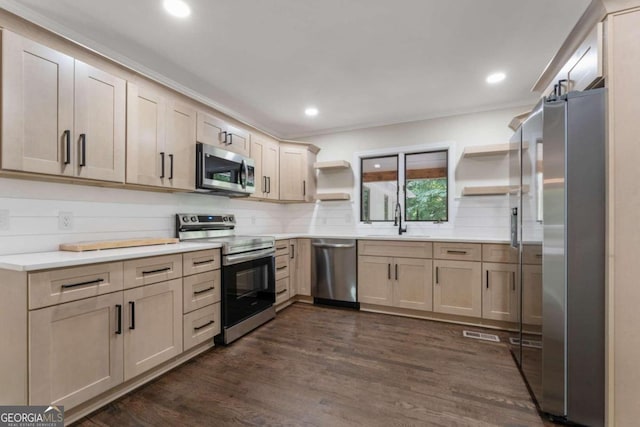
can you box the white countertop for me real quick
[0,234,512,272]
[268,233,510,244]
[0,242,222,272]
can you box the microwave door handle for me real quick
[240,160,247,189]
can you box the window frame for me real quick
[359,155,399,223]
[403,149,449,222]
[355,142,454,226]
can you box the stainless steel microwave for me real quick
[195,143,255,196]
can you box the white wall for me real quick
[285,105,542,240]
[0,177,286,255]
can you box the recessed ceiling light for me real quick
[374,164,381,169]
[486,72,506,84]
[305,107,319,117]
[164,0,191,18]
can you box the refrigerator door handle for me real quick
[510,207,518,248]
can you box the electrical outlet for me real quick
[0,210,9,230]
[58,212,73,230]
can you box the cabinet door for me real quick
[522,264,542,326]
[482,262,518,322]
[296,239,312,296]
[165,100,196,190]
[123,279,183,381]
[433,260,481,317]
[279,145,306,201]
[393,258,433,311]
[1,30,74,176]
[289,240,298,297]
[226,125,251,157]
[358,256,393,306]
[264,139,280,200]
[74,60,126,182]
[126,82,166,187]
[196,111,227,149]
[29,292,124,408]
[250,137,266,198]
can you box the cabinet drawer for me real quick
[275,254,290,280]
[29,262,123,310]
[276,277,290,305]
[358,240,432,258]
[183,303,220,351]
[523,244,543,265]
[433,242,481,261]
[123,254,182,289]
[482,244,518,263]
[183,270,221,314]
[183,249,220,276]
[275,240,290,257]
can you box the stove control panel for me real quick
[176,213,236,231]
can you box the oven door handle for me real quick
[223,248,275,266]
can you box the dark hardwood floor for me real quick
[75,303,547,427]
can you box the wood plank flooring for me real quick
[75,303,547,427]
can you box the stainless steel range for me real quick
[176,214,275,344]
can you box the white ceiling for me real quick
[2,0,591,139]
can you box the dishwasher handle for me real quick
[312,242,355,249]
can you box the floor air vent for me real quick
[509,337,542,349]
[462,330,500,342]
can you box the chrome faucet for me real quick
[394,202,407,235]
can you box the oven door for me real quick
[222,252,275,328]
[196,143,255,194]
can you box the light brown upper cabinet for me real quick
[1,30,125,182]
[127,82,196,191]
[250,135,280,200]
[74,61,126,182]
[196,111,250,157]
[279,142,317,202]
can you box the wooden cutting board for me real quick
[60,237,179,252]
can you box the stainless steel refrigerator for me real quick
[510,88,605,426]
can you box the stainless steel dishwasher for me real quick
[311,238,359,309]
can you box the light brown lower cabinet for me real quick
[433,259,482,317]
[29,292,124,408]
[123,279,183,381]
[358,256,432,310]
[522,264,543,326]
[482,262,518,322]
[295,239,312,296]
[183,302,220,351]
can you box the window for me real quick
[405,151,448,222]
[360,155,398,222]
[360,150,448,223]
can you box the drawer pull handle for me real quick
[447,250,468,255]
[276,246,287,250]
[194,286,215,295]
[435,267,439,284]
[290,244,295,259]
[395,264,398,280]
[142,267,171,275]
[61,278,104,289]
[276,266,287,271]
[276,289,288,295]
[115,304,122,335]
[486,270,489,289]
[193,259,214,266]
[512,271,516,291]
[536,254,543,258]
[129,301,135,330]
[194,320,215,331]
[388,263,391,280]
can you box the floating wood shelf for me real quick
[315,193,351,201]
[313,160,351,170]
[461,185,530,196]
[462,142,529,158]
[508,110,532,131]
